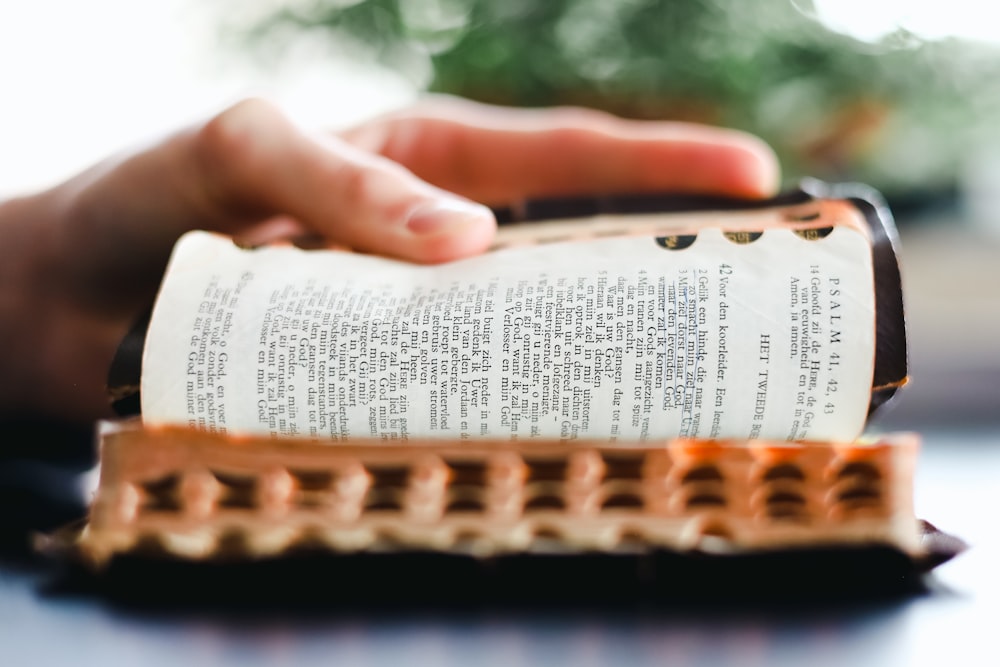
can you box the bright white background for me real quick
[0,0,993,198]
[0,0,416,198]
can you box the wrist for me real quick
[0,192,123,423]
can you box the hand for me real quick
[0,97,778,423]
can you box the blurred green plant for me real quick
[239,0,1000,195]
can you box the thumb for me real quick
[62,98,497,280]
[186,99,498,262]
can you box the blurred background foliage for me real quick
[238,0,1000,202]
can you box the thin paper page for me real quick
[141,222,875,443]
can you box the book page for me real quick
[142,216,875,443]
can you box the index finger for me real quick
[338,97,780,206]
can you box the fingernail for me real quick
[406,199,492,235]
[744,137,782,196]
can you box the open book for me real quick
[120,183,907,443]
[52,183,957,576]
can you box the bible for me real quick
[49,182,960,585]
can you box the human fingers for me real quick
[59,98,496,289]
[339,97,780,205]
